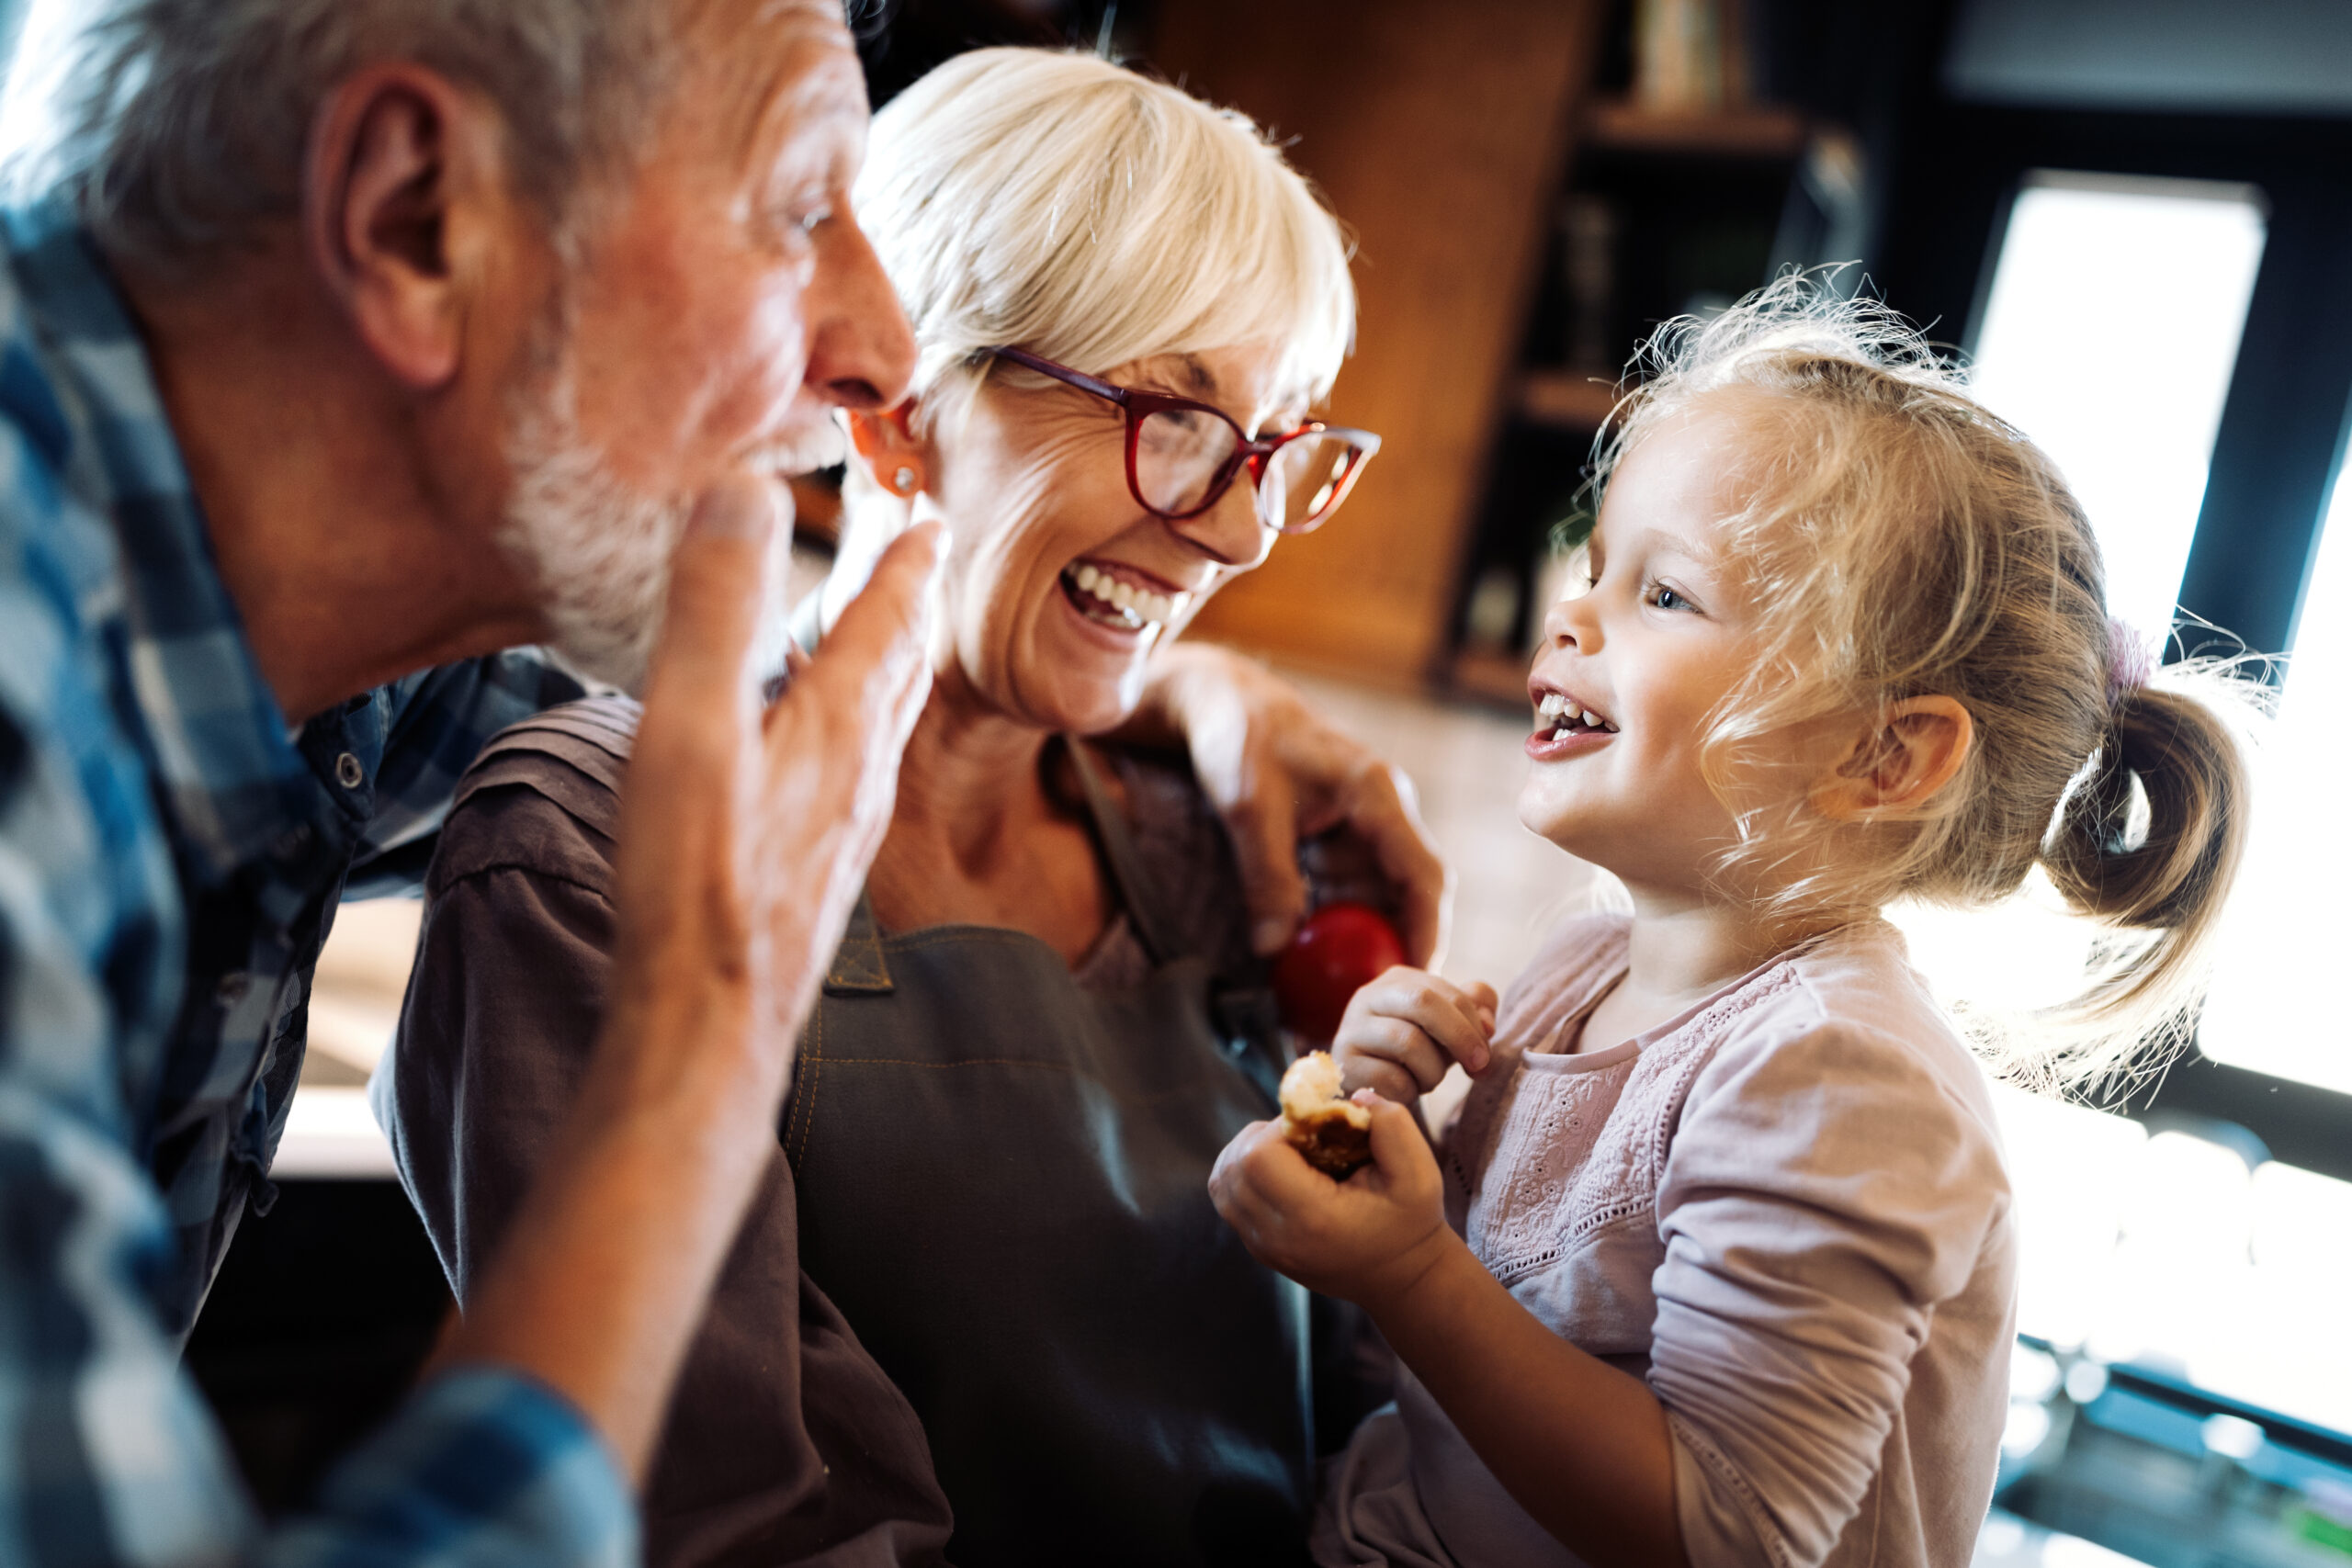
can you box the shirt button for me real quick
[216,971,250,1007]
[334,751,365,790]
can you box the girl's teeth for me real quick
[1076,564,1101,591]
[1532,692,1619,735]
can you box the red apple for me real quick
[1272,901,1407,1043]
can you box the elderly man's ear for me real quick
[1810,695,1975,821]
[304,63,530,390]
[847,405,927,497]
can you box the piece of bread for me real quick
[1279,1051,1374,1179]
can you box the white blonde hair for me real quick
[854,47,1356,434]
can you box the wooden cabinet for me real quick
[1152,0,1606,687]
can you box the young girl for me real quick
[1210,284,2254,1568]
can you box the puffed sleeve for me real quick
[1648,1016,2008,1568]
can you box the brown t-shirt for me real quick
[377,696,956,1567]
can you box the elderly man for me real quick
[0,0,1444,1562]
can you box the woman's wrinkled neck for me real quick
[887,662,1062,872]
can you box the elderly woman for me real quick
[382,47,1397,1568]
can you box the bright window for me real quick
[2199,446,2352,1094]
[1967,172,2268,647]
[1988,1082,2352,1437]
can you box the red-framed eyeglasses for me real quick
[990,345,1381,536]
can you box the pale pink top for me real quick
[1315,913,2018,1568]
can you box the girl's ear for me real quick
[1812,695,1975,820]
[845,401,925,494]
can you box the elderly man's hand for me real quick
[613,478,938,1078]
[449,477,939,1478]
[1136,643,1451,965]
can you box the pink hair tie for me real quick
[2107,615,2155,701]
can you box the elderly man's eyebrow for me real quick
[736,26,868,173]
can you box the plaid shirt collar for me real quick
[4,196,333,888]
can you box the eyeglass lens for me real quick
[1134,408,1361,530]
[1261,433,1361,531]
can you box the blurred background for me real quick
[13,0,2344,1562]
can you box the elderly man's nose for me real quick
[808,216,916,411]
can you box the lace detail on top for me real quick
[1452,931,1807,1290]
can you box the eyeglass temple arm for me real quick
[991,346,1130,405]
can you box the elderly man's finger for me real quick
[1348,763,1451,968]
[780,519,943,731]
[622,479,781,892]
[639,479,779,729]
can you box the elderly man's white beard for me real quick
[499,372,692,691]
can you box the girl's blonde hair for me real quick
[1592,276,2260,1090]
[853,47,1355,438]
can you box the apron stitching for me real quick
[790,1008,822,1165]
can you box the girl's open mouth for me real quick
[1532,691,1618,740]
[1527,690,1618,761]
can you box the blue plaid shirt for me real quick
[0,197,634,1563]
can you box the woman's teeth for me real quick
[1066,563,1185,629]
[1534,691,1618,737]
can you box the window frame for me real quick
[1874,92,2352,1183]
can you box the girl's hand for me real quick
[1209,1093,1463,1312]
[1334,967,1501,1104]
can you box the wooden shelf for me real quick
[1516,370,1624,431]
[1449,647,1537,707]
[1584,98,1806,159]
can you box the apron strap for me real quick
[1065,739,1186,968]
[825,893,895,993]
[1068,739,1291,1094]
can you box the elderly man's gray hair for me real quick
[0,0,677,265]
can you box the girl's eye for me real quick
[1645,581,1696,613]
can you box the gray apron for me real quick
[782,739,1313,1566]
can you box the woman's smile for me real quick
[1057,558,1193,636]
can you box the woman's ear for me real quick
[1812,695,1974,820]
[846,402,925,496]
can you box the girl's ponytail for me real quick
[2038,656,2259,1084]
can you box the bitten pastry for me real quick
[1278,1051,1374,1179]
